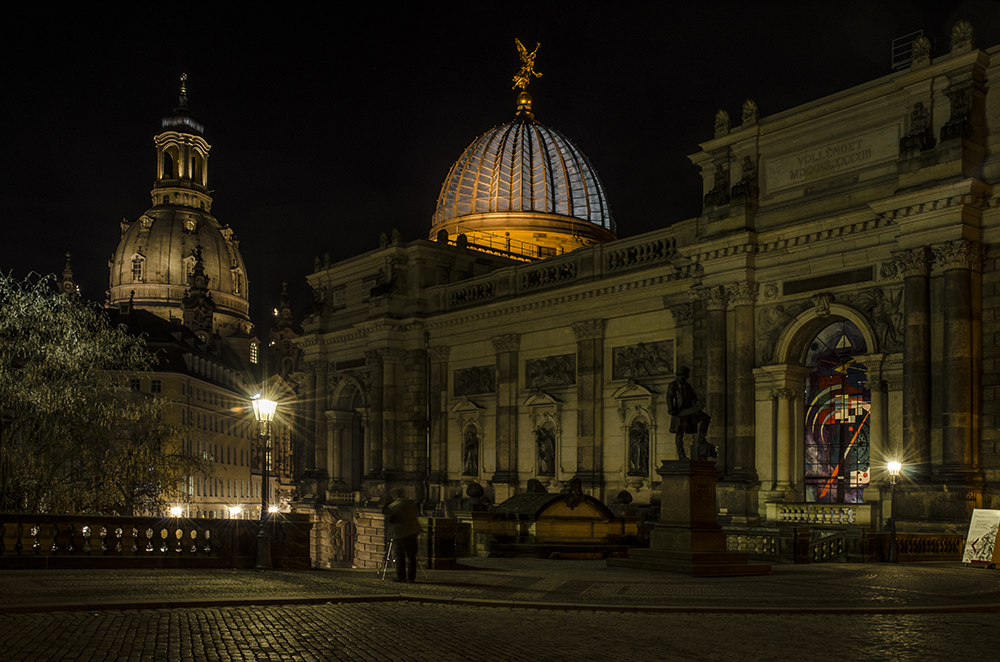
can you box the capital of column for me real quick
[772,388,797,401]
[667,302,693,325]
[934,239,985,272]
[700,285,729,311]
[727,281,759,306]
[428,345,451,363]
[890,246,935,279]
[363,349,382,366]
[491,333,521,353]
[571,319,606,341]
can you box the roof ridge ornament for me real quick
[179,73,189,108]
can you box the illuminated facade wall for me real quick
[295,26,1000,567]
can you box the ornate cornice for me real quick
[934,239,985,272]
[491,333,521,353]
[571,319,606,341]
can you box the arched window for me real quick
[804,320,871,503]
[191,153,203,183]
[162,152,175,179]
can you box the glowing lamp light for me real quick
[229,506,243,517]
[170,506,183,517]
[268,505,279,513]
[887,461,902,480]
[251,394,277,423]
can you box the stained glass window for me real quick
[804,320,871,503]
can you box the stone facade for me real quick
[294,27,1000,565]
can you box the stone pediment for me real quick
[450,396,484,414]
[523,391,561,407]
[611,380,656,401]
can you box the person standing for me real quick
[382,488,422,583]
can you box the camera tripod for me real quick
[378,537,429,582]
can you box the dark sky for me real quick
[3,2,998,332]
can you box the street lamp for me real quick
[887,460,902,563]
[251,394,277,570]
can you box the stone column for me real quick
[312,362,328,495]
[428,346,451,484]
[773,388,796,494]
[491,334,520,487]
[896,247,933,476]
[703,286,729,468]
[572,319,606,491]
[668,302,694,370]
[728,282,758,478]
[301,369,317,475]
[935,240,983,477]
[364,350,384,476]
[379,348,406,475]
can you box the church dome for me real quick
[108,76,251,337]
[430,93,615,259]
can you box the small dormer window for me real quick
[233,271,242,295]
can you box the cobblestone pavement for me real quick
[2,558,999,613]
[1,560,999,660]
[1,603,998,661]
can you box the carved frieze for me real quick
[845,286,904,353]
[811,293,835,317]
[454,366,495,397]
[762,283,780,301]
[571,319,606,341]
[612,340,674,380]
[491,334,521,353]
[525,354,576,390]
[756,302,807,364]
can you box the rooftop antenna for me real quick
[891,30,925,71]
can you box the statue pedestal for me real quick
[609,460,770,576]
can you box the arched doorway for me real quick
[803,319,871,503]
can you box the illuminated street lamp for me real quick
[887,461,902,563]
[170,506,183,518]
[251,394,277,570]
[229,505,243,519]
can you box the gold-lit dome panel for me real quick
[432,117,615,234]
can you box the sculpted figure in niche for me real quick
[462,426,479,476]
[666,366,717,461]
[627,419,650,476]
[535,424,556,476]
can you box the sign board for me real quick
[962,509,1000,566]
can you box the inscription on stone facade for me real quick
[612,340,674,380]
[764,126,899,193]
[454,365,495,396]
[525,354,576,390]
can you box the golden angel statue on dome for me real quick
[512,38,543,90]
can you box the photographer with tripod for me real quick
[381,488,422,583]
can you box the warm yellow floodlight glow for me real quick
[268,505,279,513]
[229,506,243,517]
[251,394,277,422]
[887,461,902,477]
[170,506,183,517]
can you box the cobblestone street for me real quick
[2,603,998,661]
[2,559,999,661]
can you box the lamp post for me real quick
[887,460,901,563]
[251,394,277,570]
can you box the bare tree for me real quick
[0,273,199,515]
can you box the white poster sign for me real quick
[962,509,1000,565]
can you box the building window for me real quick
[249,342,259,364]
[129,378,141,390]
[151,379,162,394]
[131,256,144,282]
[233,271,242,295]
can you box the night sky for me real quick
[3,2,999,332]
